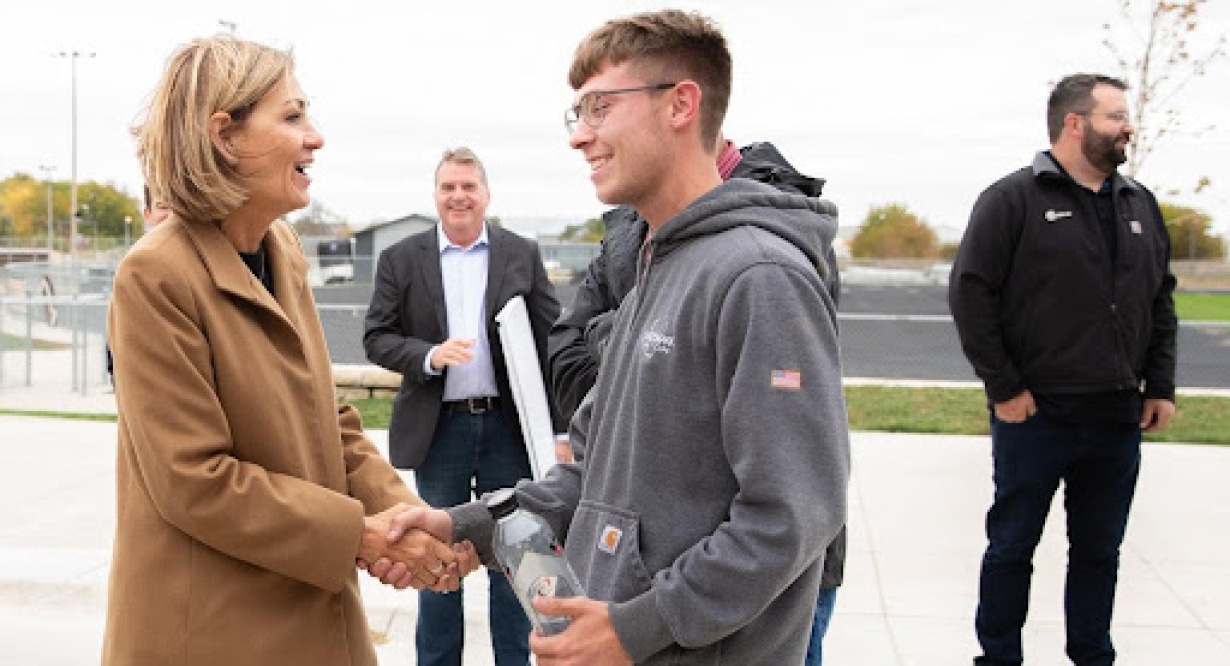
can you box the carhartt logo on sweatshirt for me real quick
[598,526,622,553]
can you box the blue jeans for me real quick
[804,586,838,665]
[414,408,533,666]
[974,412,1140,666]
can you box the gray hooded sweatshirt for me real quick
[452,178,850,664]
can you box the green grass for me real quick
[348,397,393,430]
[1175,292,1230,321]
[348,387,1230,446]
[7,387,1228,446]
[0,333,70,351]
[844,386,989,436]
[843,385,1230,445]
[0,408,115,422]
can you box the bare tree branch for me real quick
[1104,0,1226,177]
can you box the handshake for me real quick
[355,501,632,664]
[355,504,474,592]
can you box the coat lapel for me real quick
[484,227,508,321]
[265,222,311,333]
[181,218,301,336]
[418,231,448,335]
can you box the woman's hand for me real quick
[356,504,459,590]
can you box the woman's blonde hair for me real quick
[134,35,293,223]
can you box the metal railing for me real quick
[5,260,1230,394]
[0,294,109,394]
[6,297,1230,394]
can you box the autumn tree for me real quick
[558,217,605,243]
[1103,0,1226,177]
[0,173,86,247]
[75,181,142,242]
[1161,201,1223,260]
[851,204,940,259]
[1,174,142,249]
[0,174,44,237]
[291,200,352,238]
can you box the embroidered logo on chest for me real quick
[1044,209,1073,223]
[639,328,675,361]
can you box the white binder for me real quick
[494,295,557,480]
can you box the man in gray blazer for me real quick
[363,147,561,666]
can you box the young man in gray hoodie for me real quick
[382,9,850,664]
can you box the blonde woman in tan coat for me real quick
[102,35,468,666]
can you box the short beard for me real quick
[1081,121,1128,174]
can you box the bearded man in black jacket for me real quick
[950,73,1177,666]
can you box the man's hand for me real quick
[364,506,477,591]
[386,505,454,544]
[452,540,480,578]
[1140,398,1176,432]
[994,389,1036,423]
[356,504,458,591]
[430,338,475,371]
[529,596,632,666]
[362,538,479,591]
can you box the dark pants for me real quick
[414,407,533,666]
[974,412,1141,666]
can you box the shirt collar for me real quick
[437,223,489,253]
[1033,150,1138,194]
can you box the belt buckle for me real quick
[468,397,490,414]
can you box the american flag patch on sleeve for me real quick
[771,369,802,390]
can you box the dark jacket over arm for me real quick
[547,206,644,422]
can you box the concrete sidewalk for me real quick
[2,416,1230,664]
[0,347,115,416]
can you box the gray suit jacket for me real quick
[363,225,561,469]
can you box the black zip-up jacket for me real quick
[949,151,1178,404]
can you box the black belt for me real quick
[442,396,500,414]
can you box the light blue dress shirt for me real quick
[424,224,499,401]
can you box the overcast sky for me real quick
[3,0,1228,238]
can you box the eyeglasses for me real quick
[564,83,677,133]
[1078,110,1132,125]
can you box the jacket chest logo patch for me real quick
[1044,209,1073,223]
[598,525,623,553]
[1128,220,1143,234]
[639,330,675,360]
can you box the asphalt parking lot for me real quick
[315,282,1230,389]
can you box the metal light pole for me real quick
[79,203,95,253]
[55,50,95,259]
[39,165,55,254]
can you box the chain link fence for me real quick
[4,256,1230,394]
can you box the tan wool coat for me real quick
[102,218,417,666]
